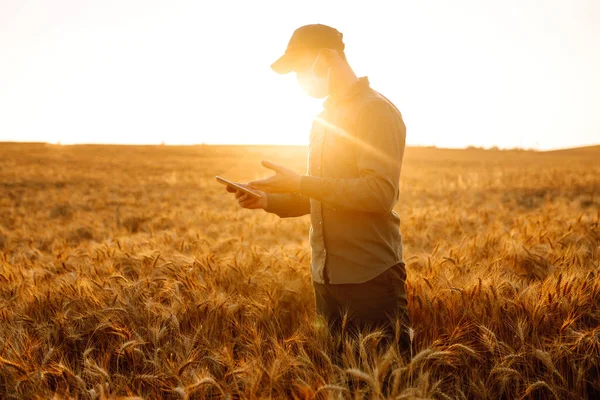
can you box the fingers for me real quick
[239,200,255,209]
[261,160,283,173]
[227,184,247,194]
[227,185,262,210]
[248,176,276,191]
[235,191,266,210]
[237,193,252,204]
[238,193,259,209]
[247,181,262,190]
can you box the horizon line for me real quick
[2,140,599,152]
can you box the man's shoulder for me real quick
[355,89,403,121]
[356,89,406,141]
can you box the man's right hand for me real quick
[225,184,268,210]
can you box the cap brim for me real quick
[270,53,297,74]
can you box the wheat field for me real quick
[0,142,598,399]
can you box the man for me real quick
[226,24,410,359]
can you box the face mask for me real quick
[296,53,330,99]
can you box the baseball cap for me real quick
[271,24,345,74]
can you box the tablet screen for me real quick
[216,176,263,199]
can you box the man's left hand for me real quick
[248,161,302,194]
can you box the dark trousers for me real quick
[312,262,411,362]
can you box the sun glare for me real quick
[248,73,324,146]
[0,1,598,149]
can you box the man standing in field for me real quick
[226,24,410,359]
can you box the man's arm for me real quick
[264,193,310,218]
[299,100,406,214]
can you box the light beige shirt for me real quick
[265,77,406,284]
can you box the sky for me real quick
[0,0,599,150]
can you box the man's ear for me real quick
[315,49,338,77]
[321,49,342,66]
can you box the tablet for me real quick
[216,175,263,199]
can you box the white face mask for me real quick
[296,53,330,99]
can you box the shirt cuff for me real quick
[299,175,323,199]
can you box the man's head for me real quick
[271,24,350,99]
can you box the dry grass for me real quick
[0,142,598,399]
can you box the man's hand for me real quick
[225,184,268,210]
[247,161,302,194]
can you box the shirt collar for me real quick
[323,76,370,110]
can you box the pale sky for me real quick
[1,0,599,149]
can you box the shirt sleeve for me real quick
[264,193,311,218]
[298,100,406,213]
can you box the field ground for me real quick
[0,142,599,399]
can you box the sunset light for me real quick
[1,0,598,149]
[2,2,600,398]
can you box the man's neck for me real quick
[328,68,359,102]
